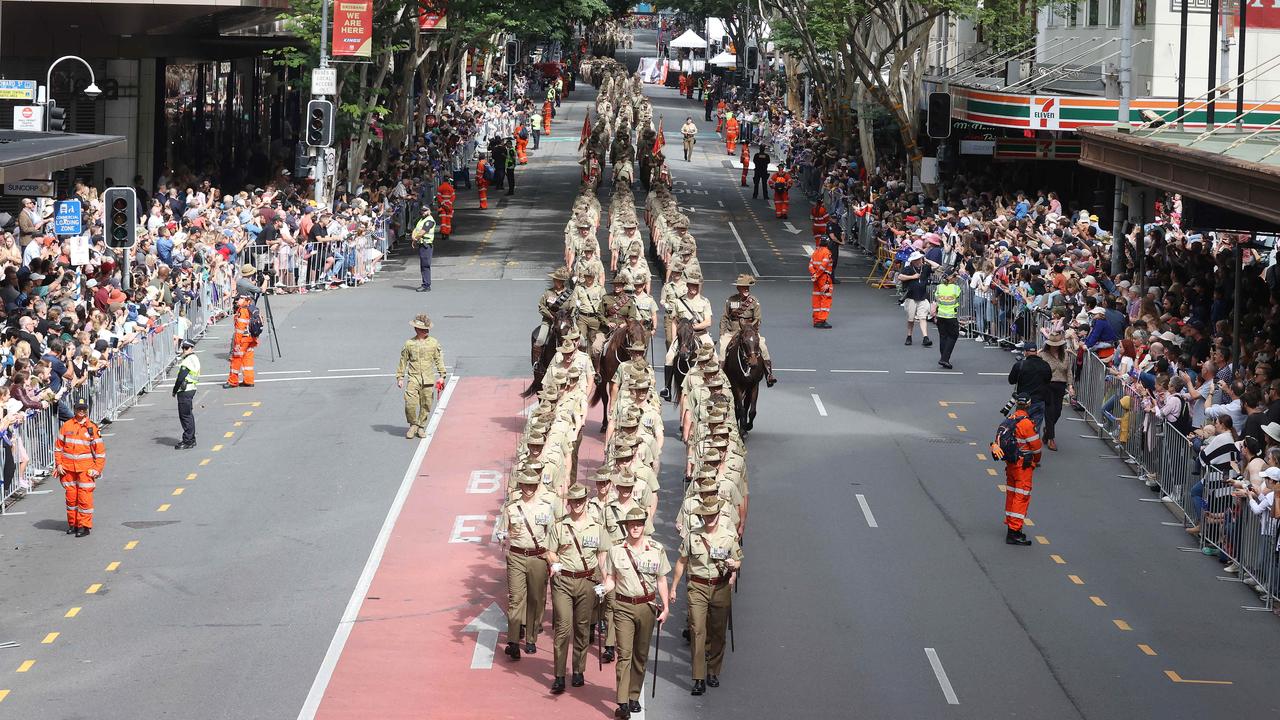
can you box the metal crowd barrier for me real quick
[1071,348,1278,611]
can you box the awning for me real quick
[709,51,737,68]
[0,131,128,185]
[667,29,707,49]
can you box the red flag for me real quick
[654,117,665,153]
[578,114,591,149]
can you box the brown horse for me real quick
[724,324,766,435]
[522,305,577,398]
[663,318,700,404]
[592,319,648,431]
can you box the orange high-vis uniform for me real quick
[1003,410,1043,532]
[514,128,529,164]
[811,205,830,239]
[740,144,749,186]
[543,100,553,135]
[809,245,833,324]
[477,159,489,209]
[55,416,105,529]
[770,170,791,218]
[226,299,257,386]
[436,181,456,237]
[715,101,726,133]
[724,117,739,155]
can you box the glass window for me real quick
[1047,7,1056,26]
[1070,1,1079,26]
[1135,0,1147,25]
[1109,0,1120,26]
[1088,0,1100,26]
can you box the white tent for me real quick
[668,29,707,49]
[709,51,737,68]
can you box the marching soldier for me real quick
[717,274,777,386]
[575,243,606,287]
[395,314,447,439]
[672,498,742,695]
[549,484,611,694]
[602,507,671,720]
[533,267,571,363]
[497,467,559,660]
[620,244,651,296]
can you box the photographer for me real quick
[1008,342,1053,433]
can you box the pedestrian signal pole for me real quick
[314,0,333,209]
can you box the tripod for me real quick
[259,293,283,361]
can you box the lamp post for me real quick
[44,55,101,130]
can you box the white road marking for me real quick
[801,244,814,256]
[717,200,724,207]
[774,368,816,372]
[726,221,760,277]
[254,373,396,384]
[462,602,505,669]
[135,403,155,407]
[830,369,890,374]
[258,370,312,375]
[925,648,960,704]
[904,370,963,375]
[328,367,380,372]
[297,376,460,720]
[783,222,803,235]
[855,494,879,528]
[811,393,828,416]
[977,372,1007,376]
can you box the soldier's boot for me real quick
[550,677,566,694]
[417,425,428,438]
[764,359,778,387]
[531,343,544,367]
[405,425,418,439]
[660,364,675,401]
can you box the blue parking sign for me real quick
[54,200,82,236]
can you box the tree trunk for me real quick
[857,84,877,173]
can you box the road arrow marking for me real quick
[783,221,802,235]
[463,602,506,669]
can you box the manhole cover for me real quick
[122,520,180,529]
[925,437,965,444]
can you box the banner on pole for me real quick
[418,0,448,30]
[333,1,374,58]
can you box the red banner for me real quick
[654,117,665,152]
[1245,0,1280,29]
[332,1,373,58]
[578,113,591,149]
[418,0,447,31]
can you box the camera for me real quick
[1000,397,1016,417]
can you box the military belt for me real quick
[689,575,730,587]
[616,592,656,604]
[561,568,595,579]
[509,546,547,557]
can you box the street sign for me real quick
[68,236,91,266]
[0,80,37,101]
[12,105,43,131]
[3,179,54,197]
[53,200,83,236]
[311,67,337,96]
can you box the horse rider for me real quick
[534,267,573,364]
[661,268,713,401]
[574,268,607,356]
[575,242,606,287]
[601,275,637,340]
[717,274,777,387]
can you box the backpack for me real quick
[991,415,1022,462]
[247,302,264,338]
[1169,394,1193,436]
[483,163,496,181]
[519,127,529,140]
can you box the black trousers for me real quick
[937,317,959,363]
[830,243,840,277]
[418,244,433,289]
[1044,381,1068,441]
[752,175,768,198]
[505,168,516,193]
[177,390,196,444]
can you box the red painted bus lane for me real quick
[312,377,616,720]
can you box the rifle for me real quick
[728,607,735,653]
[651,619,661,698]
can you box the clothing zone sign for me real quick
[332,1,374,58]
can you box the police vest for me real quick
[414,216,436,246]
[935,283,961,319]
[177,354,201,392]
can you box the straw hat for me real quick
[733,274,756,287]
[411,314,432,330]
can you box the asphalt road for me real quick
[0,34,1277,720]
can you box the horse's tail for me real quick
[520,376,541,399]
[590,375,607,407]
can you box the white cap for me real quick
[907,251,924,262]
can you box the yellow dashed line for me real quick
[243,411,253,417]
[1113,619,1132,631]
[40,633,58,645]
[65,607,80,618]
[157,504,170,512]
[187,473,197,480]
[223,431,235,439]
[947,412,957,419]
[172,488,184,496]
[1050,554,1066,564]
[1035,536,1049,545]
[211,444,224,452]
[956,425,967,432]
[1164,670,1232,685]
[124,541,138,550]
[199,459,211,466]
[997,484,1008,492]
[85,584,101,594]
[1068,575,1084,585]
[0,689,9,702]
[15,661,33,673]
[1138,644,1157,656]
[105,561,120,572]
[1024,518,1035,526]
[1090,596,1107,606]
[234,421,243,427]
[987,468,998,476]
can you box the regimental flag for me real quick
[579,113,591,149]
[654,117,665,153]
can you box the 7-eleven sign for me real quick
[1031,96,1061,130]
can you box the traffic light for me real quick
[926,92,951,139]
[103,186,137,249]
[746,47,758,70]
[505,40,518,67]
[305,99,334,148]
[46,101,65,132]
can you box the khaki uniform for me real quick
[551,514,610,676]
[601,292,635,335]
[676,494,741,537]
[666,293,714,364]
[573,284,606,349]
[498,496,558,646]
[605,539,671,705]
[680,524,742,680]
[396,336,446,427]
[718,294,772,360]
[660,278,687,346]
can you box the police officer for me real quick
[934,268,962,369]
[602,507,670,719]
[172,340,200,449]
[411,208,437,292]
[671,498,742,695]
[549,484,611,694]
[395,314,447,438]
